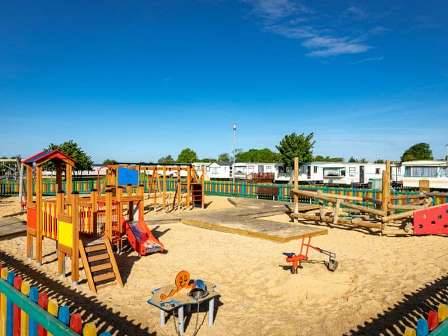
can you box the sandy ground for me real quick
[0,196,447,335]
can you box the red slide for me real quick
[125,218,165,256]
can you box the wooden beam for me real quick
[340,201,386,217]
[382,209,414,222]
[381,160,391,216]
[388,204,425,211]
[292,188,363,202]
[291,213,383,229]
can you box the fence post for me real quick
[71,193,80,285]
[293,157,299,215]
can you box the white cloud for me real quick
[244,0,296,20]
[305,36,370,57]
[244,0,375,57]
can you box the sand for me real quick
[0,196,447,335]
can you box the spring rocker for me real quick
[283,236,338,274]
[23,150,165,293]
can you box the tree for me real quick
[276,132,315,167]
[44,140,93,171]
[103,159,118,165]
[158,155,175,164]
[198,158,217,163]
[235,148,280,163]
[314,155,343,162]
[348,157,368,163]
[401,143,433,162]
[218,153,231,164]
[374,159,385,164]
[177,148,198,163]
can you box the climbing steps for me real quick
[79,238,123,293]
[191,183,203,208]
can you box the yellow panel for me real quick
[57,220,73,248]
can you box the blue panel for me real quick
[118,167,138,186]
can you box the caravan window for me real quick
[313,166,318,173]
[375,168,381,174]
[404,166,439,177]
[349,167,356,177]
[323,167,345,177]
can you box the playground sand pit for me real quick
[0,196,447,335]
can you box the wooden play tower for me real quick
[23,150,164,293]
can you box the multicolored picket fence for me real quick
[2,179,448,206]
[402,303,448,336]
[0,266,111,336]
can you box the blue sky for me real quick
[1,0,447,162]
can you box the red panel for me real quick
[413,204,448,235]
[27,207,36,230]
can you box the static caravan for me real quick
[232,163,277,180]
[206,162,232,180]
[297,162,385,186]
[401,160,448,190]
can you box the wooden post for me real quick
[294,157,299,215]
[152,168,157,206]
[163,166,167,208]
[127,185,134,222]
[138,185,144,221]
[71,193,80,284]
[201,166,205,209]
[18,160,24,208]
[381,160,391,214]
[26,166,33,206]
[419,180,430,193]
[65,164,72,195]
[186,166,191,207]
[35,166,43,264]
[381,160,391,233]
[177,166,181,209]
[333,199,341,225]
[91,189,98,234]
[105,190,112,241]
[56,192,63,218]
[55,163,63,193]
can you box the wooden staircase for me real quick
[79,238,123,293]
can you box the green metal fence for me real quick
[2,179,448,205]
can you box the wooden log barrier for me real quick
[292,189,363,202]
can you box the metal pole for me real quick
[232,123,237,184]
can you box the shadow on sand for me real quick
[346,273,448,335]
[0,251,156,336]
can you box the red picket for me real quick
[427,310,439,331]
[37,292,48,336]
[69,313,82,334]
[13,276,22,336]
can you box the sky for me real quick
[1,0,447,162]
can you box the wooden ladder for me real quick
[79,238,123,293]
